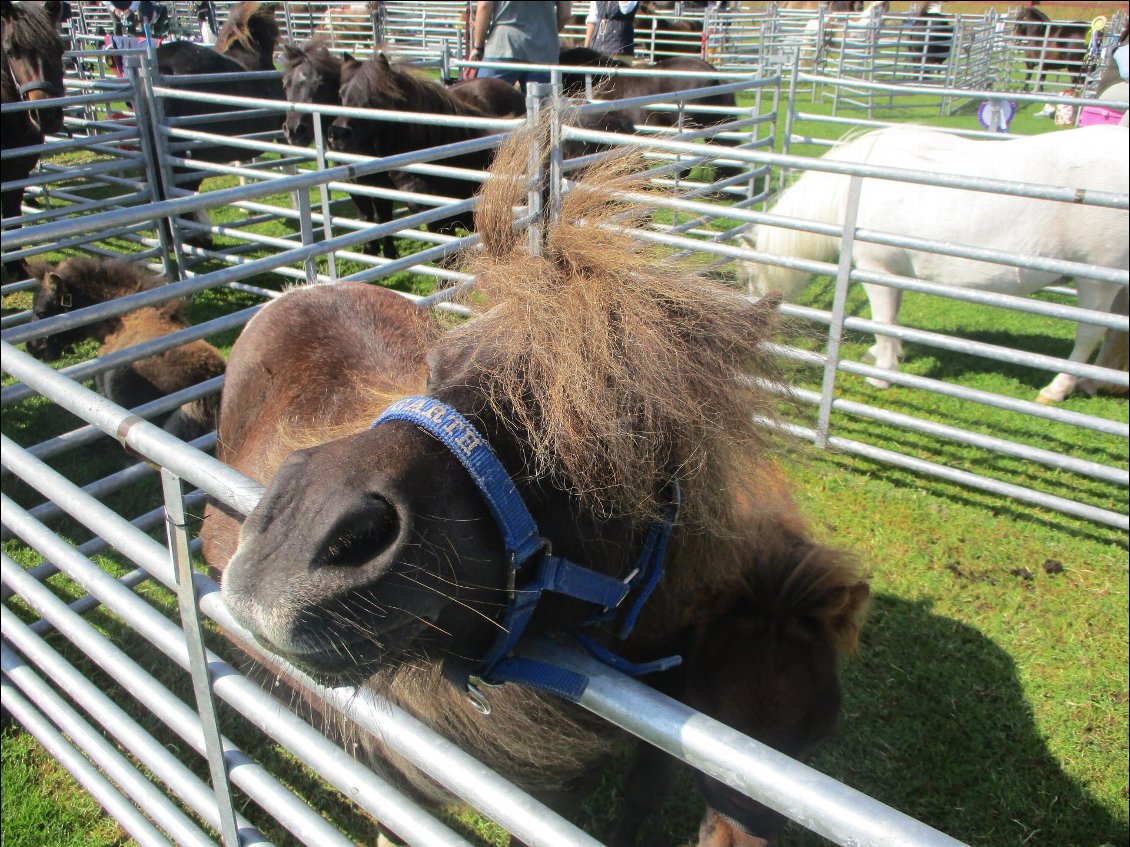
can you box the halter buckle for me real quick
[465,674,499,715]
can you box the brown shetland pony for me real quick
[1,0,65,277]
[25,257,225,443]
[1012,7,1091,92]
[281,42,525,259]
[201,130,868,847]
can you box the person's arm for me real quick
[470,1,494,60]
[585,1,598,46]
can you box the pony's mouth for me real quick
[260,615,431,684]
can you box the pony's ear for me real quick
[283,43,304,62]
[423,337,476,394]
[45,271,65,298]
[342,51,356,64]
[376,52,392,70]
[43,1,63,22]
[1,1,15,22]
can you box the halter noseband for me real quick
[18,79,65,99]
[372,395,681,712]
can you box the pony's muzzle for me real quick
[24,335,58,361]
[24,90,64,135]
[285,115,313,147]
[328,120,353,149]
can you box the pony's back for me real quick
[744,125,1128,296]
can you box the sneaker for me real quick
[1032,104,1056,118]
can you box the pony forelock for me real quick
[448,126,788,529]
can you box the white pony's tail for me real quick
[740,129,888,299]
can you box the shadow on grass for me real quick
[794,593,1127,847]
[904,328,1081,392]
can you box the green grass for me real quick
[2,70,1127,847]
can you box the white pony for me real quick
[738,124,1129,404]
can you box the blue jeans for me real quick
[476,64,550,94]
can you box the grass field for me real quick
[2,43,1128,847]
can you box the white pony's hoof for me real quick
[865,376,891,389]
[1035,389,1062,405]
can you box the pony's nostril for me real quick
[313,492,399,569]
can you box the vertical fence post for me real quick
[294,166,317,284]
[134,52,190,280]
[548,70,564,227]
[815,175,864,450]
[161,469,241,847]
[312,116,338,282]
[525,83,547,256]
[123,53,176,279]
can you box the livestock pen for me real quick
[2,23,1127,847]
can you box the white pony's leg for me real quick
[1077,286,1129,397]
[1037,281,1122,404]
[862,282,903,389]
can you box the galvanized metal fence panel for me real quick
[3,33,1127,847]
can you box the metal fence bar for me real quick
[816,174,863,448]
[0,682,176,847]
[522,637,969,847]
[0,627,250,847]
[163,470,242,847]
[0,556,356,847]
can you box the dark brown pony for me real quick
[558,46,742,179]
[25,257,224,443]
[327,51,518,239]
[201,131,868,847]
[154,2,284,247]
[906,2,953,67]
[1,0,65,277]
[1013,7,1091,92]
[281,42,525,258]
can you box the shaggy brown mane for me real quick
[451,129,786,531]
[215,2,278,59]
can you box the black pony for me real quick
[1,0,65,277]
[906,3,953,68]
[282,42,526,259]
[327,52,514,240]
[153,2,284,247]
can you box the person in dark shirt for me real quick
[585,0,639,58]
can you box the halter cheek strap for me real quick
[372,395,681,710]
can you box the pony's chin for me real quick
[260,617,430,685]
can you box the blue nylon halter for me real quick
[371,395,681,707]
